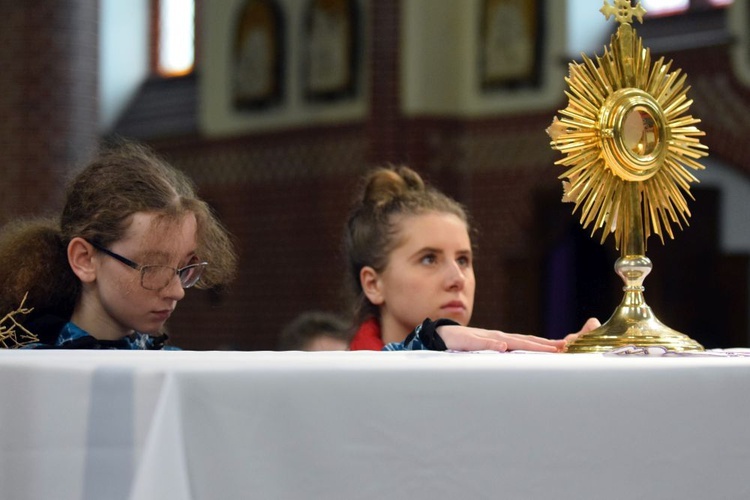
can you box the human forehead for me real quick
[391,212,471,251]
[116,211,198,256]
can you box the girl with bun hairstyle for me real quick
[0,141,237,349]
[344,165,599,351]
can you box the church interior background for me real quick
[1,0,748,350]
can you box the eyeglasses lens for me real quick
[140,263,207,290]
[179,264,206,288]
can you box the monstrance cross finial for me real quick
[600,0,647,25]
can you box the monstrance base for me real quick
[564,302,704,353]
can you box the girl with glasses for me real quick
[0,141,237,349]
[344,165,599,352]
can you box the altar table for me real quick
[1,349,749,500]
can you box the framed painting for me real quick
[400,0,564,117]
[479,0,543,90]
[199,0,369,136]
[231,0,286,110]
[302,0,361,101]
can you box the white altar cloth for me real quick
[1,349,749,500]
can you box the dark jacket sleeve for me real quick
[383,318,459,351]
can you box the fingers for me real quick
[464,338,509,352]
[437,318,604,353]
[563,332,578,343]
[500,334,564,352]
[487,330,566,352]
[438,325,508,352]
[564,317,602,343]
[580,317,601,333]
[437,325,565,353]
[504,333,565,347]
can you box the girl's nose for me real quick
[162,273,186,301]
[445,261,466,290]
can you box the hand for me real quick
[436,325,567,353]
[563,317,601,344]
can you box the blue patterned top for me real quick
[383,319,453,351]
[384,335,427,351]
[23,321,179,350]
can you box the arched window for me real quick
[154,0,196,77]
[101,0,198,136]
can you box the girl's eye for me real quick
[420,254,437,265]
[457,255,471,267]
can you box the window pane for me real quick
[641,0,688,16]
[159,0,195,76]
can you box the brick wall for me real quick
[0,1,98,223]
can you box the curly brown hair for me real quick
[343,165,471,325]
[0,141,237,344]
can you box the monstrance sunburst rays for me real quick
[547,0,708,353]
[547,0,708,251]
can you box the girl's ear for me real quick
[67,237,97,284]
[360,266,384,305]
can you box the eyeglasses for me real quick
[89,241,208,291]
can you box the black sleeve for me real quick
[402,318,460,351]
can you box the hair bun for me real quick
[363,166,425,207]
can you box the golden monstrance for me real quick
[547,0,708,353]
